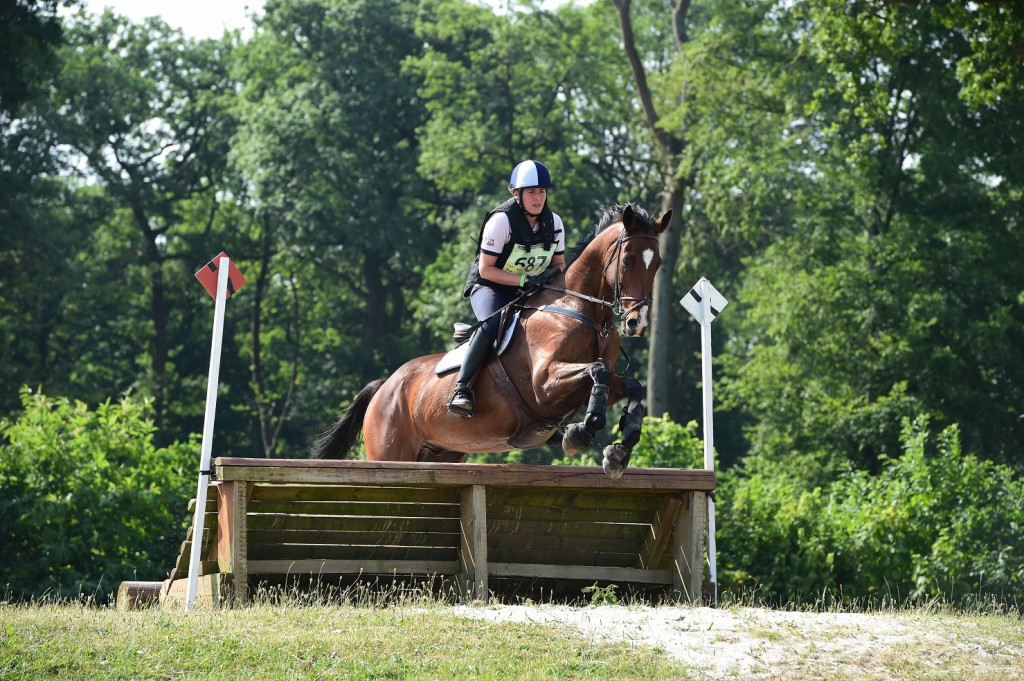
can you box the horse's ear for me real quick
[652,209,672,235]
[621,204,637,232]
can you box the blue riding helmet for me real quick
[508,160,553,190]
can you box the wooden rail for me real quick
[152,458,714,607]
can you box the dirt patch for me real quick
[452,604,1023,679]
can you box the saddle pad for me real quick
[434,310,520,375]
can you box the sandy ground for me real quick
[451,604,1024,679]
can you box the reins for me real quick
[519,226,659,372]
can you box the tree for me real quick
[720,1,1024,465]
[39,11,239,443]
[229,0,436,450]
[0,389,194,601]
[408,0,662,344]
[0,0,79,113]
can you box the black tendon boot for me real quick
[447,328,492,416]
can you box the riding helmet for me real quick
[508,160,553,190]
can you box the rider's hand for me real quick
[522,268,560,289]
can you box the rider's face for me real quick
[517,187,547,215]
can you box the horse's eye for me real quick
[621,256,634,271]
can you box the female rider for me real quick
[448,159,567,416]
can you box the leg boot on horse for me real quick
[447,327,492,417]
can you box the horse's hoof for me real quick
[561,424,592,456]
[602,443,629,479]
[602,457,625,479]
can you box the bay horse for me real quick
[312,203,671,478]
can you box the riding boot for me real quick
[447,328,492,417]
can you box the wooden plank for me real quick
[217,482,235,574]
[246,514,460,534]
[488,548,637,569]
[487,519,649,541]
[220,481,251,605]
[161,573,229,609]
[171,522,217,580]
[214,458,716,492]
[247,529,459,548]
[249,543,458,563]
[246,559,460,576]
[250,484,459,505]
[247,500,461,519]
[673,491,706,603]
[486,503,652,525]
[489,562,673,585]
[637,496,683,569]
[460,485,488,601]
[187,496,219,513]
[487,533,640,554]
[485,488,659,513]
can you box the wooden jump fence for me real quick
[123,458,715,608]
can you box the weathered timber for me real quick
[153,458,713,607]
[116,580,163,610]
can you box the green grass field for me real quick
[2,595,1022,680]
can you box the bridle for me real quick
[540,227,659,317]
[605,228,659,317]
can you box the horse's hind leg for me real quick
[562,363,611,456]
[602,377,646,479]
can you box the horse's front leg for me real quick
[601,376,646,479]
[561,362,612,457]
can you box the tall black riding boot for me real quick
[447,328,492,416]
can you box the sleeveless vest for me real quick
[463,198,556,297]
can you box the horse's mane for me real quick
[566,202,656,269]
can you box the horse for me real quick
[312,203,671,478]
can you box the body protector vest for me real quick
[463,198,557,297]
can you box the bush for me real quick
[718,415,1024,605]
[0,389,196,602]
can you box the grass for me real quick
[0,597,689,680]
[1,586,1022,680]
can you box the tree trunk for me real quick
[360,253,387,383]
[614,0,693,421]
[647,187,685,417]
[132,203,168,446]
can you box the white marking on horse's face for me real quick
[642,248,655,270]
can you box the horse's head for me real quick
[601,204,671,337]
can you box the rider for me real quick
[447,159,567,416]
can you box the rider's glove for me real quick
[521,268,560,289]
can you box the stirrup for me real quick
[447,387,475,417]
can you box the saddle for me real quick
[434,307,571,449]
[434,308,521,376]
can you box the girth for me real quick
[487,355,572,449]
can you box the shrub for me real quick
[0,389,195,602]
[717,416,1024,605]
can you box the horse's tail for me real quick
[311,378,385,459]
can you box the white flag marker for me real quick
[680,277,728,605]
[186,253,245,611]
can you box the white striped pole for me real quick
[680,277,728,605]
[186,256,229,611]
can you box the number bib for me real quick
[501,242,557,276]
